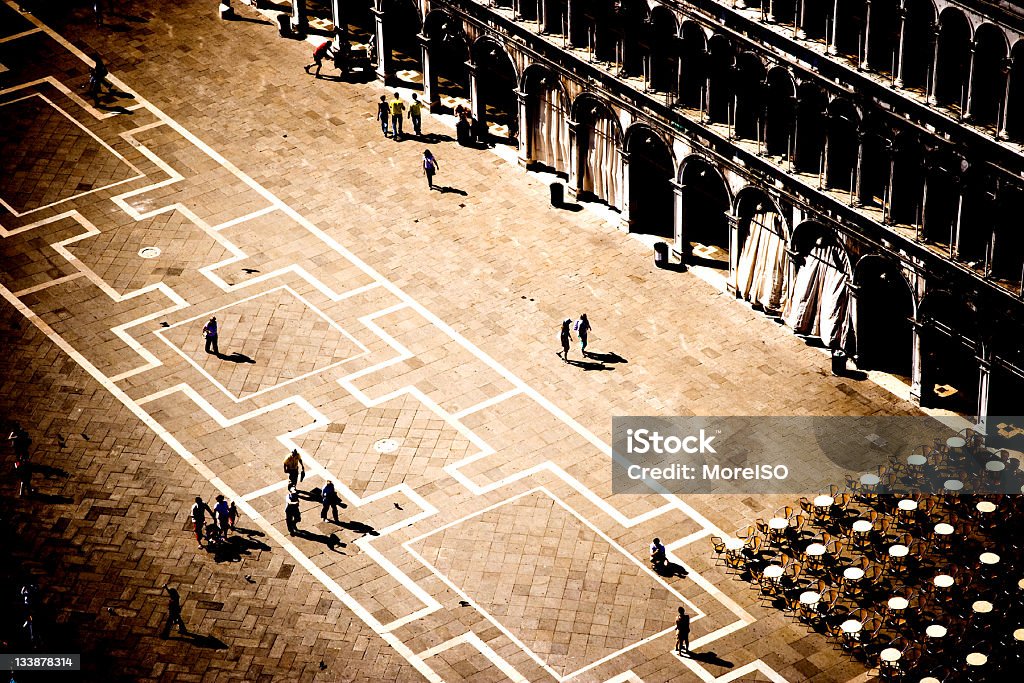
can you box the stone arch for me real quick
[624,124,675,237]
[424,9,470,101]
[834,0,867,62]
[969,23,1010,127]
[866,0,899,74]
[784,221,853,350]
[801,0,829,43]
[678,155,732,260]
[522,65,570,173]
[734,52,765,141]
[733,187,790,313]
[921,144,963,249]
[935,7,971,109]
[706,34,735,124]
[764,67,796,158]
[678,21,707,109]
[574,94,624,209]
[795,82,826,174]
[825,97,861,192]
[853,255,915,375]
[889,130,925,227]
[1007,40,1024,140]
[649,5,679,94]
[542,0,567,35]
[918,290,980,412]
[472,37,520,136]
[381,0,423,77]
[901,0,937,92]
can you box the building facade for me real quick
[298,0,1024,424]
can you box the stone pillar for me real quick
[619,150,631,231]
[894,5,908,87]
[862,0,873,71]
[291,0,308,34]
[766,0,775,23]
[827,0,839,55]
[928,28,940,105]
[373,3,388,81]
[976,354,992,435]
[516,88,530,165]
[419,33,437,111]
[910,318,923,402]
[727,212,740,290]
[847,281,861,363]
[962,42,977,121]
[997,58,1012,139]
[853,130,865,206]
[567,119,581,199]
[468,61,482,123]
[672,180,693,263]
[883,141,895,224]
[796,0,806,39]
[330,0,344,40]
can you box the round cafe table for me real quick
[979,552,1000,565]
[813,495,834,508]
[944,479,964,492]
[880,647,902,663]
[840,619,862,635]
[768,517,789,533]
[806,543,827,557]
[907,453,928,467]
[843,567,865,581]
[976,501,997,513]
[966,652,988,666]
[947,437,967,449]
[888,544,909,558]
[920,679,940,683]
[852,519,873,533]
[925,624,948,638]
[985,460,1006,472]
[762,564,784,580]
[933,574,955,589]
[972,600,993,614]
[860,473,881,487]
[1014,628,1024,642]
[724,538,745,552]
[934,523,954,537]
[888,596,910,611]
[800,591,821,606]
[897,499,918,512]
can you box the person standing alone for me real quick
[202,316,219,356]
[422,150,439,190]
[675,607,690,655]
[320,480,343,522]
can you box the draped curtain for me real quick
[783,237,851,349]
[582,114,622,209]
[734,207,789,312]
[530,86,569,172]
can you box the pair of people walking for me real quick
[558,314,592,362]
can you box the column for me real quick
[827,0,839,55]
[567,119,581,199]
[976,355,991,436]
[419,33,437,110]
[330,0,345,40]
[928,28,940,105]
[852,130,865,206]
[796,0,806,39]
[862,0,873,71]
[374,3,388,81]
[291,0,308,33]
[516,89,530,166]
[894,5,907,87]
[766,0,775,24]
[619,150,631,231]
[961,42,977,120]
[909,317,923,402]
[847,281,861,364]
[727,213,740,290]
[997,57,1012,138]
[883,141,895,224]
[467,61,482,123]
[671,180,693,263]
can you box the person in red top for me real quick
[304,40,334,78]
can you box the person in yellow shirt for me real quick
[408,93,423,136]
[389,93,405,140]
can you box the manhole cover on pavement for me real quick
[138,246,161,258]
[374,438,399,454]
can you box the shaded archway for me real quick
[889,132,925,227]
[615,0,649,78]
[956,168,996,267]
[679,157,731,260]
[474,39,518,138]
[784,221,852,350]
[921,146,962,251]
[991,183,1024,287]
[858,117,889,209]
[424,10,469,100]
[382,0,422,77]
[1006,42,1024,140]
[795,83,826,174]
[734,188,789,313]
[649,6,679,94]
[764,68,795,158]
[575,96,623,209]
[336,0,374,45]
[918,291,980,413]
[542,0,566,35]
[866,0,898,74]
[626,127,674,237]
[934,8,971,110]
[825,98,860,193]
[854,257,913,376]
[834,0,866,63]
[678,22,707,110]
[706,35,735,125]
[900,0,936,93]
[524,66,570,174]
[801,0,829,43]
[734,52,765,141]
[968,24,1009,128]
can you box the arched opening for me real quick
[901,0,936,93]
[577,98,623,209]
[825,98,860,193]
[795,83,826,175]
[969,24,1009,128]
[921,146,962,250]
[988,363,1024,427]
[866,0,898,74]
[706,35,735,125]
[772,0,796,28]
[801,0,829,43]
[382,0,422,79]
[614,0,648,78]
[956,169,996,268]
[934,9,971,110]
[626,128,674,237]
[678,22,707,110]
[524,67,570,174]
[834,0,866,64]
[474,40,518,140]
[425,11,469,101]
[854,258,913,376]
[569,0,588,48]
[764,68,795,158]
[1006,42,1024,140]
[679,158,730,261]
[858,122,889,209]
[918,292,980,413]
[518,0,539,23]
[336,0,375,45]
[734,189,789,313]
[734,52,765,141]
[991,184,1024,288]
[649,7,679,94]
[783,222,852,350]
[889,133,925,227]
[542,0,566,35]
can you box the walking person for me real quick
[389,92,405,140]
[675,607,690,655]
[285,486,302,536]
[93,0,103,27]
[8,424,32,497]
[559,319,573,362]
[650,537,667,573]
[214,495,230,538]
[422,149,439,190]
[320,480,343,522]
[575,313,592,357]
[190,496,215,549]
[408,93,423,136]
[376,95,390,137]
[304,39,334,78]
[87,54,113,106]
[202,316,219,356]
[8,423,30,461]
[283,449,305,489]
[161,585,188,639]
[228,500,239,530]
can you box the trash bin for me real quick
[831,350,847,376]
[276,12,291,37]
[549,182,563,207]
[654,241,669,268]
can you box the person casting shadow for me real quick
[161,585,188,639]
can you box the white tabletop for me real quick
[1019,578,1024,589]
[768,517,789,530]
[933,574,955,588]
[926,624,948,638]
[799,590,820,605]
[806,543,827,556]
[762,564,784,579]
[972,600,993,614]
[976,501,997,513]
[888,596,909,610]
[1014,628,1024,642]
[944,479,964,491]
[813,495,834,507]
[920,678,940,683]
[897,499,918,511]
[985,460,1006,472]
[980,552,1001,565]
[860,473,881,486]
[888,544,909,558]
[840,619,862,634]
[947,437,967,448]
[852,519,873,533]
[843,567,865,580]
[725,538,745,551]
[934,523,954,535]
[907,453,927,466]
[880,647,902,663]
[966,652,988,666]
